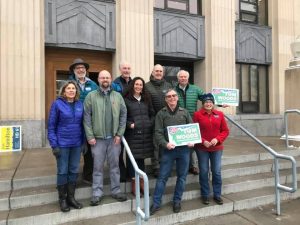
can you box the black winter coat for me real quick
[145,76,172,114]
[124,95,155,159]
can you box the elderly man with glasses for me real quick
[150,89,194,215]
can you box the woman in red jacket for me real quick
[193,93,229,205]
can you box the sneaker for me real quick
[111,193,127,202]
[201,196,209,205]
[150,205,161,215]
[213,196,223,205]
[173,202,181,213]
[189,167,199,175]
[90,196,102,206]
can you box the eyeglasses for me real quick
[74,66,86,70]
[166,94,177,98]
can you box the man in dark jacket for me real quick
[114,61,132,95]
[113,61,133,182]
[175,70,205,175]
[150,89,194,215]
[69,58,98,185]
[145,64,172,177]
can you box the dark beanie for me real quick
[201,93,215,104]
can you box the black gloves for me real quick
[52,147,60,157]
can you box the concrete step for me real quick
[4,180,299,225]
[0,191,10,211]
[61,185,300,225]
[4,196,133,225]
[6,150,300,192]
[2,161,300,211]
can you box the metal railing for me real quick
[122,136,150,225]
[225,115,297,215]
[284,109,300,148]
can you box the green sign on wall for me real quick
[212,88,239,106]
[167,123,201,147]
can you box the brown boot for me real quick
[140,177,144,196]
[131,178,136,196]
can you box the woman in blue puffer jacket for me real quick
[48,80,84,212]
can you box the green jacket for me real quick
[155,105,192,148]
[175,83,205,117]
[83,89,127,140]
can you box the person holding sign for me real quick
[48,81,84,212]
[193,93,229,205]
[150,89,194,215]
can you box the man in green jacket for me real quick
[175,70,205,175]
[83,70,127,206]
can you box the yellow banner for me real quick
[0,126,22,152]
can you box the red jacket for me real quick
[193,108,229,152]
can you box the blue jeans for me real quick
[196,150,223,198]
[56,146,81,185]
[152,146,190,207]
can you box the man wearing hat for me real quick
[69,58,98,184]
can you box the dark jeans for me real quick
[126,156,145,179]
[196,150,223,198]
[152,146,190,207]
[56,146,81,185]
[83,143,93,181]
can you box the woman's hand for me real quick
[203,141,212,148]
[52,147,60,157]
[210,138,218,146]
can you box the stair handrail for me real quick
[122,136,149,225]
[225,115,297,215]
[284,109,300,148]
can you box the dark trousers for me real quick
[83,143,93,181]
[119,142,127,182]
[126,155,145,179]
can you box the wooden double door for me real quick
[45,47,112,122]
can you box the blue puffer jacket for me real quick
[48,97,84,148]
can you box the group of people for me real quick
[47,58,229,215]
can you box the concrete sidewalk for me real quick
[185,198,300,225]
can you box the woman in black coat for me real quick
[124,77,155,195]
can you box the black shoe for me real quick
[82,177,92,185]
[150,205,161,215]
[90,196,102,206]
[173,202,181,213]
[201,196,209,205]
[111,193,127,202]
[153,169,159,178]
[213,196,223,205]
[67,183,83,209]
[57,185,70,212]
[189,167,199,175]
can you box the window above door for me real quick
[154,0,201,15]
